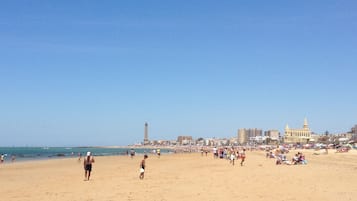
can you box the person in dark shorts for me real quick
[84,152,95,181]
[139,155,148,180]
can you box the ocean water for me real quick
[0,147,170,162]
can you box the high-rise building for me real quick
[143,122,149,145]
[284,118,312,143]
[238,129,246,145]
[238,128,262,145]
[264,130,280,140]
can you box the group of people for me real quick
[0,154,16,163]
[151,148,161,158]
[272,151,307,165]
[291,152,307,165]
[83,146,247,181]
[82,151,149,181]
[212,147,246,166]
[200,148,209,156]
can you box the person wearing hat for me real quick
[83,152,95,181]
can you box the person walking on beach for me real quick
[240,149,246,166]
[213,147,218,159]
[83,152,95,181]
[230,149,236,166]
[139,155,148,180]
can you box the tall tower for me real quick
[144,122,149,145]
[303,118,309,130]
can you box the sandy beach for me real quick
[1,149,356,201]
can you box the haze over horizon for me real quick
[1,1,356,146]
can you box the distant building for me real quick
[352,125,357,134]
[216,138,230,146]
[284,118,312,144]
[177,136,193,145]
[152,140,170,146]
[238,128,262,145]
[264,130,280,144]
[264,130,280,140]
[351,125,357,140]
[230,137,238,146]
[310,133,320,143]
[238,129,246,145]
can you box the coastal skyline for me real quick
[1,1,357,146]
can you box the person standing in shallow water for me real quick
[130,148,135,159]
[139,155,148,180]
[157,148,161,158]
[83,152,95,181]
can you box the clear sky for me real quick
[1,1,356,146]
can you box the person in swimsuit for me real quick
[139,155,148,180]
[240,149,246,166]
[83,152,95,181]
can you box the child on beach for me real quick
[83,152,95,181]
[139,155,148,180]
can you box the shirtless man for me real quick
[139,155,148,180]
[83,152,95,181]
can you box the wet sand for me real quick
[1,149,356,201]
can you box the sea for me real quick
[0,147,171,162]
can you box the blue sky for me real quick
[1,1,356,146]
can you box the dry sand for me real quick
[1,149,356,201]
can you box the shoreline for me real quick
[0,146,174,164]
